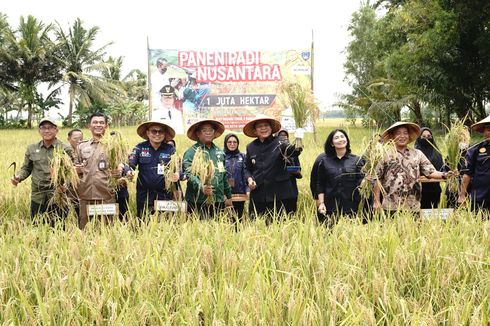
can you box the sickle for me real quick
[8,162,16,178]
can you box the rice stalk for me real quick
[279,81,319,149]
[443,119,470,193]
[164,154,182,194]
[49,146,79,208]
[190,147,215,204]
[100,131,130,190]
[357,133,397,205]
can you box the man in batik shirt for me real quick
[373,122,448,212]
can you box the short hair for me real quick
[324,129,351,157]
[88,112,108,124]
[68,128,82,138]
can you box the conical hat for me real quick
[382,121,420,143]
[471,116,490,133]
[242,114,282,138]
[186,119,225,141]
[136,120,175,141]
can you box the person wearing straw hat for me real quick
[11,118,72,221]
[373,121,449,213]
[458,116,490,211]
[129,120,178,219]
[183,119,232,218]
[243,115,302,218]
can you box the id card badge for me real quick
[157,163,165,175]
[98,159,107,171]
[217,161,225,173]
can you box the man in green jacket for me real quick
[11,118,72,219]
[183,119,232,219]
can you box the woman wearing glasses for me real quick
[128,120,178,219]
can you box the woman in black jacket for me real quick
[316,129,364,225]
[414,127,444,208]
[243,115,301,218]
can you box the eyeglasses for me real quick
[200,128,215,134]
[149,129,165,135]
[39,125,56,130]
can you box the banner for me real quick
[148,48,312,134]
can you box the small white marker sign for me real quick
[87,203,119,216]
[154,200,187,212]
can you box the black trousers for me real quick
[248,198,296,219]
[30,200,66,226]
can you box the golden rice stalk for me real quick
[444,118,470,193]
[190,147,215,204]
[165,154,182,193]
[357,133,397,203]
[100,130,129,190]
[49,146,79,208]
[279,81,318,129]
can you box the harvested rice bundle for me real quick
[49,146,79,208]
[444,119,470,193]
[190,147,215,204]
[358,133,397,203]
[165,154,182,193]
[100,130,130,189]
[279,81,319,149]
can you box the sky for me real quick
[2,0,361,113]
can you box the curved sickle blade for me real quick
[8,162,16,178]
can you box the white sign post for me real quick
[87,203,119,216]
[154,200,187,212]
[420,208,454,220]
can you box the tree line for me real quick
[0,14,148,128]
[340,0,490,129]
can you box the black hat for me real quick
[159,85,175,97]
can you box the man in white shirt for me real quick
[152,85,184,134]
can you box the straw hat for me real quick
[186,119,225,141]
[382,121,420,143]
[242,114,282,138]
[471,116,490,133]
[136,120,175,141]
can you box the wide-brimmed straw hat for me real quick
[136,120,175,141]
[382,121,420,143]
[242,114,281,138]
[186,119,225,141]
[471,116,490,133]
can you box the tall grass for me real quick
[0,121,488,324]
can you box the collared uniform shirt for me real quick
[18,139,72,204]
[152,106,184,134]
[375,148,436,211]
[183,142,232,204]
[76,139,114,201]
[315,153,364,214]
[463,141,490,203]
[128,141,175,203]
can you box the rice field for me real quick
[0,119,488,324]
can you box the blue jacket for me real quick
[225,152,249,194]
[128,140,175,203]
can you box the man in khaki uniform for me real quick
[11,118,72,220]
[76,113,120,229]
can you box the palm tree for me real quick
[0,15,62,128]
[56,18,122,125]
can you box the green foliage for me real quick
[342,0,490,126]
